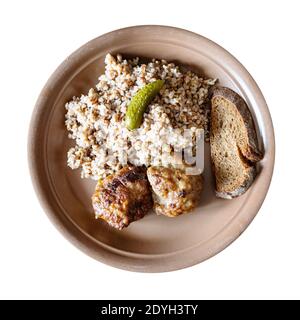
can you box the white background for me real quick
[0,0,299,300]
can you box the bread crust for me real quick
[212,87,263,162]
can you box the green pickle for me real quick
[125,79,164,130]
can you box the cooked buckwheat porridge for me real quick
[65,53,216,180]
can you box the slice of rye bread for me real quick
[210,86,263,199]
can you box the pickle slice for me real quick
[125,79,164,130]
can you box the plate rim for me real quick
[28,25,275,272]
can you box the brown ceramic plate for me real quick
[28,26,275,272]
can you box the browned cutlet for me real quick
[147,166,203,217]
[92,166,153,229]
